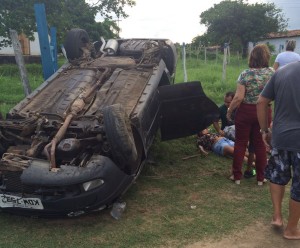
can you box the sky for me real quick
[117,0,300,44]
[272,0,300,30]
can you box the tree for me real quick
[191,33,211,49]
[0,0,135,48]
[198,0,287,57]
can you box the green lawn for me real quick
[0,54,287,248]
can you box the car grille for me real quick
[1,171,36,194]
[1,171,82,199]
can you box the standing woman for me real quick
[226,44,273,185]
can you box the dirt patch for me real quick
[186,221,300,248]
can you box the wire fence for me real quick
[178,43,246,83]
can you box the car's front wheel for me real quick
[103,104,140,174]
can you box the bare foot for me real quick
[271,219,283,228]
[283,229,300,240]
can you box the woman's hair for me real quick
[198,129,208,137]
[248,44,271,68]
[286,40,296,51]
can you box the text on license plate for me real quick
[0,194,44,210]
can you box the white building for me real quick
[0,32,41,55]
[259,30,300,54]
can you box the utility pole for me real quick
[116,16,122,37]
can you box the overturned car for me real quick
[0,29,219,217]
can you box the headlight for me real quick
[82,179,104,191]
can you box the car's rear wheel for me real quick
[64,28,90,60]
[103,104,140,174]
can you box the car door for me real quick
[158,81,219,141]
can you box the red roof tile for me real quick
[265,30,300,39]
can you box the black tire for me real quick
[162,42,177,77]
[64,28,90,60]
[103,104,138,174]
[0,143,6,156]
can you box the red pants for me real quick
[232,103,271,181]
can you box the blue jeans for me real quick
[212,138,234,156]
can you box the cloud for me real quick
[118,0,300,44]
[119,0,218,44]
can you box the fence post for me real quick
[9,29,31,96]
[222,43,229,83]
[34,3,57,80]
[182,43,188,82]
[50,27,58,71]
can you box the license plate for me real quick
[0,194,44,210]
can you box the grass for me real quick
[176,56,248,104]
[0,138,287,247]
[0,63,44,114]
[0,54,289,247]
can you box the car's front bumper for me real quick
[0,155,134,217]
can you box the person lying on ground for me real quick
[196,129,252,167]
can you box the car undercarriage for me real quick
[0,29,219,217]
